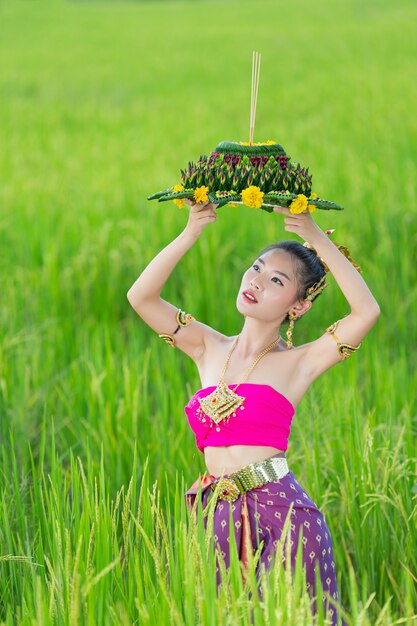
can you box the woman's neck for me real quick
[234,317,285,359]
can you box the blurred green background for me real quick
[0,0,416,623]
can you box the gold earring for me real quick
[286,311,297,349]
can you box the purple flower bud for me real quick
[279,156,288,170]
[250,156,262,167]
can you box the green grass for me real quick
[0,0,416,623]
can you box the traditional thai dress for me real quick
[184,383,346,626]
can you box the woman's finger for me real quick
[284,218,303,228]
[204,202,219,210]
[185,198,219,211]
[273,206,291,215]
[196,207,216,219]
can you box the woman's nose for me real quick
[250,278,262,290]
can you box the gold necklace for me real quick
[197,334,280,431]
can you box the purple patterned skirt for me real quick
[186,462,346,626]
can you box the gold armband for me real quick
[158,309,195,348]
[326,319,361,360]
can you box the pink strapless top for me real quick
[184,383,295,453]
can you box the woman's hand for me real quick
[183,198,219,239]
[273,206,324,246]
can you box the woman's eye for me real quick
[252,264,260,272]
[272,277,283,286]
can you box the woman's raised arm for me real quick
[273,206,380,378]
[127,200,218,362]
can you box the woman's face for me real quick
[236,249,302,323]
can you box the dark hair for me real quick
[259,241,327,318]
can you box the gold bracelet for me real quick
[158,309,195,348]
[176,309,194,327]
[158,333,175,348]
[326,320,361,360]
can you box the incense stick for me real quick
[249,51,261,145]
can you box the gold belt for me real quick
[210,456,289,503]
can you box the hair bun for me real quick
[303,241,329,273]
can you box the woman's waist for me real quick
[204,445,286,477]
[185,451,290,507]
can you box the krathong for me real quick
[148,141,344,213]
[148,53,344,214]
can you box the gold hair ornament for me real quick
[305,274,328,302]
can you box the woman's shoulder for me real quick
[202,329,236,356]
[202,332,311,366]
[193,329,236,371]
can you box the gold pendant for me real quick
[198,381,245,425]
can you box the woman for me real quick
[127,199,379,625]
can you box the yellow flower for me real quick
[172,184,184,209]
[308,192,318,213]
[289,194,309,214]
[241,186,264,209]
[239,140,276,146]
[193,185,209,204]
[228,202,240,208]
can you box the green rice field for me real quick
[0,0,416,623]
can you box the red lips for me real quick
[242,290,258,303]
